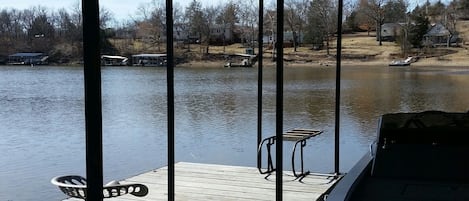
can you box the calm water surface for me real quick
[1,65,469,200]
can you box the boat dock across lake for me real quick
[63,162,340,201]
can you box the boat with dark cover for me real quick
[327,111,469,201]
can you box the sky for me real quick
[1,0,451,23]
[1,0,215,22]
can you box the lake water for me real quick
[1,65,469,200]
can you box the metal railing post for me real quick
[335,0,344,175]
[276,0,284,200]
[82,0,103,200]
[166,0,175,200]
[257,0,264,170]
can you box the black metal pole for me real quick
[257,0,264,170]
[335,0,344,175]
[166,0,175,200]
[276,0,284,200]
[82,0,103,200]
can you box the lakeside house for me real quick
[381,23,403,41]
[209,24,234,43]
[262,31,304,45]
[423,23,456,47]
[8,52,48,65]
[381,22,460,47]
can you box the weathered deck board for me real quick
[63,162,339,201]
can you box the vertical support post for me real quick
[276,0,284,200]
[166,0,175,200]
[257,0,264,170]
[335,0,344,175]
[82,0,103,200]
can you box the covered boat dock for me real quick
[8,52,48,65]
[132,54,167,67]
[101,55,128,66]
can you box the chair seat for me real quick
[51,175,148,199]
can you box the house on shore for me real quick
[423,23,457,47]
[380,23,403,42]
[8,52,48,65]
[209,24,234,44]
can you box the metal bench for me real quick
[257,129,323,178]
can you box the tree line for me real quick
[1,0,468,63]
[0,3,114,63]
[346,0,467,47]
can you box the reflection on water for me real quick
[0,65,468,200]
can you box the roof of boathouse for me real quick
[132,53,167,57]
[9,52,44,57]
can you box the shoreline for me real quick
[3,56,467,68]
[179,57,469,68]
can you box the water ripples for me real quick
[1,66,469,200]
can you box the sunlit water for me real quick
[1,65,469,200]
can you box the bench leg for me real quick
[258,136,276,174]
[292,139,310,178]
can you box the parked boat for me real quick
[326,111,469,201]
[389,56,412,66]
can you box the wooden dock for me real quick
[64,162,340,201]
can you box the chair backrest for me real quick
[51,175,148,199]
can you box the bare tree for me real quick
[307,0,338,55]
[149,1,166,52]
[0,9,25,54]
[203,5,220,53]
[56,9,80,42]
[134,0,166,52]
[238,0,257,48]
[457,0,469,19]
[29,13,56,52]
[173,2,185,41]
[185,0,205,44]
[383,0,407,24]
[361,0,387,45]
[70,1,82,29]
[446,1,459,37]
[99,7,114,29]
[264,9,277,47]
[353,0,375,35]
[285,0,309,52]
[218,1,241,51]
[16,6,56,53]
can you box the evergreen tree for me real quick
[345,11,360,32]
[408,14,429,48]
[100,28,117,55]
[458,0,469,19]
[305,0,337,54]
[383,0,407,23]
[185,0,205,43]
